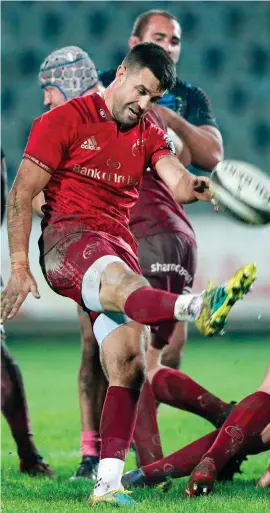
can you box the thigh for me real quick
[41,231,141,307]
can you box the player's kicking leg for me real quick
[70,306,106,481]
[186,362,270,497]
[96,261,257,337]
[1,330,53,477]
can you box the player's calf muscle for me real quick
[101,323,148,388]
[100,262,149,311]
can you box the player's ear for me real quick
[116,65,127,84]
[128,36,141,49]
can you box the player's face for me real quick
[129,15,181,64]
[43,86,66,110]
[112,66,164,127]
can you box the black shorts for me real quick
[138,233,197,345]
[138,232,197,295]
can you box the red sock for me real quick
[124,287,178,324]
[142,430,219,482]
[152,368,230,426]
[81,431,100,457]
[1,345,38,461]
[203,391,270,471]
[100,386,140,461]
[133,380,163,466]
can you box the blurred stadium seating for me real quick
[2,1,270,184]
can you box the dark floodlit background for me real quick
[1,1,270,333]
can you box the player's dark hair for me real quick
[122,42,176,91]
[131,9,178,39]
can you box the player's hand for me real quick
[193,177,219,212]
[1,268,40,322]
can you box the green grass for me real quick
[2,335,270,512]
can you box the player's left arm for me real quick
[155,155,212,205]
[157,88,223,171]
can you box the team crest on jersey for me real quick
[164,133,176,155]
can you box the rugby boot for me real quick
[89,486,136,506]
[19,454,54,478]
[70,455,99,481]
[122,468,172,492]
[195,263,257,336]
[185,457,217,497]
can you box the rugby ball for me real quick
[211,160,270,225]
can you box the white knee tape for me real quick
[82,255,123,312]
[93,312,132,346]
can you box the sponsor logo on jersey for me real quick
[81,136,100,151]
[73,164,139,186]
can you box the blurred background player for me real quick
[33,46,106,479]
[1,150,53,477]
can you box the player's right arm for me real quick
[1,158,51,322]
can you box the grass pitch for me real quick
[1,334,270,512]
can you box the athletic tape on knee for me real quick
[81,255,123,312]
[93,312,132,346]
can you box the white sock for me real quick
[174,294,203,322]
[94,458,125,496]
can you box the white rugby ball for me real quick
[211,160,270,225]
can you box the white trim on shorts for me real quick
[81,255,123,312]
[93,312,132,347]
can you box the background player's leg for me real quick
[133,378,163,466]
[186,381,270,496]
[122,429,219,487]
[1,338,53,476]
[71,306,107,480]
[161,321,187,369]
[91,321,149,502]
[149,364,234,428]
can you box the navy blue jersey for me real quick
[99,70,218,129]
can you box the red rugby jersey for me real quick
[24,93,177,255]
[130,109,196,244]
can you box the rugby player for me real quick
[1,151,53,477]
[33,45,236,481]
[122,364,270,494]
[1,43,256,506]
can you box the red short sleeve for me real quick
[24,104,77,174]
[144,122,178,170]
